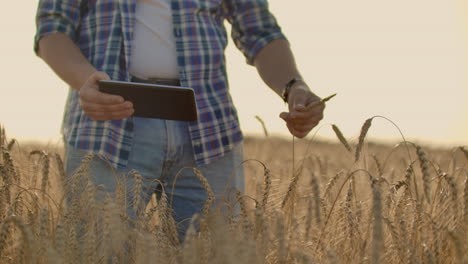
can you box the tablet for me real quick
[98,80,198,121]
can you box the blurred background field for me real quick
[0,121,467,263]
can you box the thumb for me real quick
[279,112,289,121]
[89,71,111,85]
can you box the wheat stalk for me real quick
[275,211,288,264]
[236,191,251,233]
[395,189,410,263]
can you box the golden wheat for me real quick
[0,121,466,263]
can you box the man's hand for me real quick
[79,71,134,121]
[279,83,325,138]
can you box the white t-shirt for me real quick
[128,0,179,79]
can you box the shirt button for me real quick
[173,27,182,37]
[179,70,187,80]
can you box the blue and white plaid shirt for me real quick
[35,0,285,169]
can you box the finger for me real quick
[297,100,326,113]
[300,100,325,112]
[294,131,309,139]
[289,125,308,138]
[288,114,324,127]
[80,71,124,104]
[283,114,302,135]
[280,112,291,121]
[289,111,323,120]
[81,100,133,113]
[282,111,317,138]
[281,112,319,126]
[89,71,111,83]
[86,108,135,121]
[80,87,125,105]
[285,121,309,138]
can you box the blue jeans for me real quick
[64,117,244,238]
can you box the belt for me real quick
[131,76,181,86]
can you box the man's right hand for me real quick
[79,71,134,121]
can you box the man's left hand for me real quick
[279,83,325,138]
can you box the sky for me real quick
[0,0,467,148]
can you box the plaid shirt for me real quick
[35,0,285,169]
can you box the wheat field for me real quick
[0,118,467,263]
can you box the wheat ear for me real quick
[464,176,468,227]
[459,146,468,161]
[236,191,251,233]
[371,180,383,264]
[158,188,179,247]
[281,169,300,209]
[129,170,143,215]
[355,118,373,162]
[255,115,269,137]
[416,145,431,204]
[262,168,271,210]
[0,216,35,262]
[0,125,5,147]
[310,171,321,225]
[40,153,50,198]
[54,153,66,187]
[193,168,215,220]
[332,124,352,153]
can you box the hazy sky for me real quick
[1,0,467,147]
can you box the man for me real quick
[35,0,325,235]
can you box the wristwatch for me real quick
[282,77,303,103]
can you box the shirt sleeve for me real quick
[223,0,287,65]
[34,0,83,56]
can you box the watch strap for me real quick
[282,77,303,103]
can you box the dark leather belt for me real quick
[131,76,181,86]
